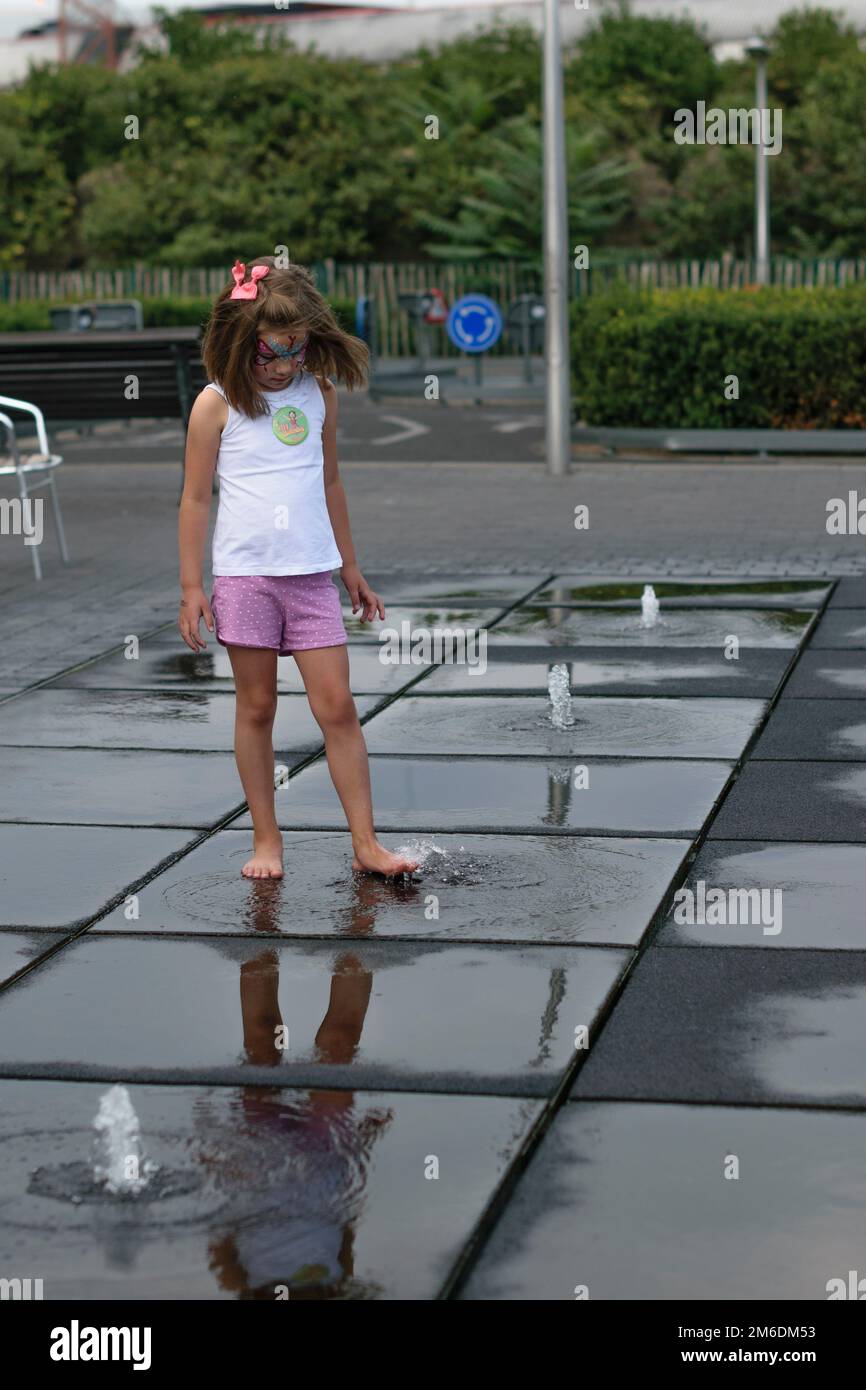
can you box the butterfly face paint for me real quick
[253,333,310,367]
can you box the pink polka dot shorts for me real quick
[211,572,348,655]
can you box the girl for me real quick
[178,255,418,881]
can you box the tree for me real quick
[415,116,632,266]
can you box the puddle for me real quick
[0,1081,539,1298]
[258,757,733,835]
[359,575,544,605]
[0,748,252,828]
[363,696,764,759]
[0,826,193,929]
[60,645,415,695]
[423,650,789,697]
[93,831,690,947]
[0,690,374,752]
[0,936,628,1089]
[489,607,812,648]
[535,578,830,608]
[342,606,500,640]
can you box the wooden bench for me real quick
[0,328,207,433]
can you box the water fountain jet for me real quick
[640,585,660,628]
[547,664,575,729]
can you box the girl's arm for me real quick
[178,389,226,650]
[321,378,384,623]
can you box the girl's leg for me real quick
[226,644,284,878]
[292,645,419,876]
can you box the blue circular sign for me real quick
[446,294,503,353]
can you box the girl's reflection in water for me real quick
[198,871,422,1299]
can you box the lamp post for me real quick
[542,0,571,476]
[745,35,771,286]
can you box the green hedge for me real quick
[0,296,357,335]
[571,284,866,429]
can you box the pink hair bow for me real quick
[229,260,269,300]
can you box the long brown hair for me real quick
[202,256,369,417]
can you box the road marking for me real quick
[372,415,431,446]
[492,416,544,434]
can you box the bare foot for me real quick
[242,834,284,879]
[352,841,419,877]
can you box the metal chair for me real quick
[0,394,70,581]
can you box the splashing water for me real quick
[640,585,660,628]
[547,664,575,729]
[391,839,488,886]
[392,838,447,872]
[92,1085,159,1196]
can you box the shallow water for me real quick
[533,578,830,608]
[490,606,813,648]
[1,1082,539,1299]
[364,696,764,759]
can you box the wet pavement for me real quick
[2,570,866,1299]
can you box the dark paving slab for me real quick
[488,606,812,649]
[571,945,866,1107]
[422,648,790,697]
[708,761,866,841]
[828,577,866,608]
[364,695,765,759]
[782,649,866,699]
[0,824,196,928]
[342,606,501,642]
[0,936,628,1095]
[0,748,255,828]
[657,840,866,950]
[462,1102,866,1300]
[0,931,65,986]
[0,1079,541,1299]
[92,830,690,947]
[809,609,866,648]
[55,642,423,695]
[0,689,376,753]
[238,756,734,837]
[752,699,866,760]
[536,577,829,608]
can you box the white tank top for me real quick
[207,372,342,576]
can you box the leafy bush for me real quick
[571,283,866,428]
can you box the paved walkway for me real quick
[1,426,865,1299]
[1,575,864,1298]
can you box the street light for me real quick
[744,35,771,286]
[542,0,571,476]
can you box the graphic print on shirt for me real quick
[273,405,310,446]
